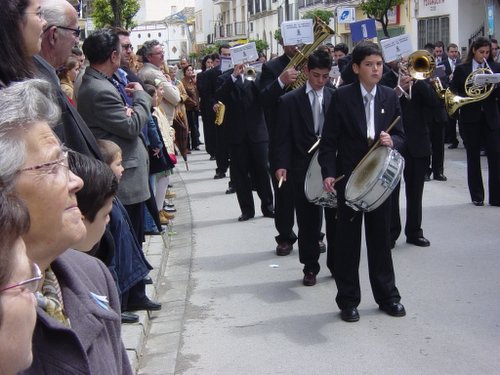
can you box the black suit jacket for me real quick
[203,65,223,110]
[273,85,333,172]
[215,71,269,145]
[259,54,290,132]
[33,55,103,160]
[450,61,500,128]
[381,71,439,158]
[319,83,405,187]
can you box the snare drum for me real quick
[345,147,404,212]
[304,150,337,208]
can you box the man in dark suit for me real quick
[381,61,441,248]
[34,0,102,160]
[442,43,461,148]
[319,42,406,322]
[204,45,233,184]
[215,64,274,221]
[450,37,500,206]
[273,50,336,286]
[260,42,300,255]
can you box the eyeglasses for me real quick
[44,25,81,38]
[25,9,45,20]
[0,263,42,294]
[121,44,133,51]
[150,51,165,56]
[57,25,81,38]
[19,148,69,179]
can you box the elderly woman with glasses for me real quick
[0,0,47,86]
[0,189,39,375]
[0,79,133,375]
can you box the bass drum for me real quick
[345,147,404,212]
[304,150,337,208]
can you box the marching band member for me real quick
[273,49,336,286]
[260,39,300,256]
[450,36,500,206]
[319,42,406,322]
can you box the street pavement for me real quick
[128,143,500,375]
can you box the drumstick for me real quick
[355,115,401,170]
[307,138,321,154]
[278,176,284,188]
[334,174,345,183]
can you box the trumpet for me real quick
[244,65,257,81]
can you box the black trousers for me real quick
[270,169,297,246]
[391,156,429,241]
[124,201,145,245]
[333,194,401,309]
[187,109,201,148]
[430,121,446,175]
[201,106,216,156]
[462,117,500,205]
[291,168,323,275]
[230,141,273,216]
[215,124,230,174]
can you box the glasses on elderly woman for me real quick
[19,148,69,179]
[0,263,42,294]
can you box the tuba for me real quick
[443,58,495,116]
[284,17,335,91]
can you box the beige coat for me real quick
[138,62,180,124]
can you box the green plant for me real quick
[359,0,405,38]
[91,0,139,30]
[302,9,334,24]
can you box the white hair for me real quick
[0,79,60,186]
[41,0,72,28]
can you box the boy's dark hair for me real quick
[334,43,349,55]
[210,52,220,61]
[307,49,332,70]
[68,151,118,223]
[351,41,383,66]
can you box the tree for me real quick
[302,9,334,25]
[91,0,140,30]
[359,0,404,38]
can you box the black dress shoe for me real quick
[214,172,226,179]
[433,174,447,181]
[448,142,458,149]
[143,276,153,285]
[406,236,431,247]
[125,298,162,312]
[472,200,484,206]
[340,307,360,322]
[225,186,236,194]
[424,173,431,182]
[379,302,406,317]
[276,241,292,256]
[302,272,317,286]
[121,312,139,324]
[238,213,254,222]
[209,155,216,161]
[319,241,326,253]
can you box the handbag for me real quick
[149,146,174,174]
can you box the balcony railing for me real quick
[214,22,246,39]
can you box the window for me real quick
[418,16,450,49]
[248,0,254,15]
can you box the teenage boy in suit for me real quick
[319,41,406,322]
[273,49,336,286]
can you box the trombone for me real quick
[396,50,436,100]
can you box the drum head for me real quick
[346,147,389,202]
[304,151,324,202]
